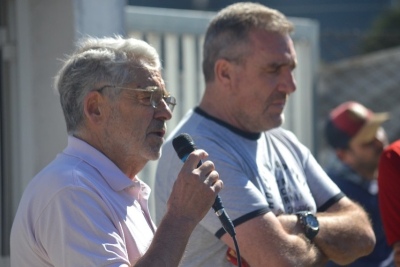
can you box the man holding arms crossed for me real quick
[155,3,375,266]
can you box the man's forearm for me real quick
[278,199,375,265]
[314,200,375,265]
[277,214,329,266]
[135,212,196,267]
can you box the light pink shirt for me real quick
[11,136,156,266]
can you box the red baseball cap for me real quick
[325,101,389,149]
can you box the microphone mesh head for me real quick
[172,133,196,160]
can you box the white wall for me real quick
[0,1,75,265]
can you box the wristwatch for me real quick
[296,211,319,241]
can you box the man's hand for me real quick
[135,149,222,267]
[167,149,223,224]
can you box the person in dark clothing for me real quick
[325,101,394,267]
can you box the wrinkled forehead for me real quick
[129,66,165,89]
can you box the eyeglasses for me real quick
[98,85,176,112]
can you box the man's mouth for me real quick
[149,128,166,137]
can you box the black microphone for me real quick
[172,133,236,237]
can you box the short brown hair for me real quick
[202,2,293,82]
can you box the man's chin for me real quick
[143,145,162,161]
[150,151,162,161]
[268,114,285,130]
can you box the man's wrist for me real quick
[296,211,319,241]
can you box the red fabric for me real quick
[226,247,250,267]
[378,139,400,246]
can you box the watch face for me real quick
[305,214,319,229]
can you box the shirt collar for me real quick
[63,135,148,193]
[194,107,261,140]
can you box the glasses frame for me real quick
[97,85,176,112]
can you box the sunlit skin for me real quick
[80,68,172,179]
[200,29,297,133]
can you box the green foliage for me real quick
[362,7,400,53]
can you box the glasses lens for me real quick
[165,96,176,112]
[134,89,153,106]
[150,89,163,108]
[147,87,176,112]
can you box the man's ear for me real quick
[214,58,233,88]
[83,91,105,125]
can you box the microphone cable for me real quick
[233,235,242,267]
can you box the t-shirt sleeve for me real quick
[279,129,344,211]
[303,151,345,211]
[196,138,271,237]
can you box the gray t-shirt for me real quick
[155,108,343,267]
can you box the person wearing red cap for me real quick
[378,139,400,267]
[325,101,394,267]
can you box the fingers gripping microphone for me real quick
[172,133,236,237]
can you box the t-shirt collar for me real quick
[194,107,261,140]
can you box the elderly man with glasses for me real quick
[10,36,223,267]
